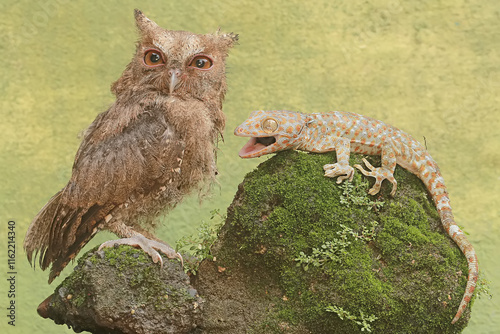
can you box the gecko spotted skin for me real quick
[234,110,478,324]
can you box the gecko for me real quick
[234,110,478,324]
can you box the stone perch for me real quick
[37,151,472,333]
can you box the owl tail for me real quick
[24,191,109,283]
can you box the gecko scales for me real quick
[234,110,478,324]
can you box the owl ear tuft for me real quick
[215,29,239,48]
[134,9,161,35]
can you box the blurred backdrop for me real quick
[0,0,498,333]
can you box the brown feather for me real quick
[24,9,237,282]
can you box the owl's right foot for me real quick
[98,234,183,267]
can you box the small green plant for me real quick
[475,274,492,300]
[295,222,378,270]
[359,221,378,242]
[339,178,384,211]
[325,305,378,332]
[175,209,225,274]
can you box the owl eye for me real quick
[261,118,279,133]
[188,55,213,70]
[143,49,165,67]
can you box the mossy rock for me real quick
[208,150,471,333]
[37,150,473,333]
[38,245,202,334]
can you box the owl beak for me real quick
[168,69,182,94]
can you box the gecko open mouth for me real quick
[238,136,277,158]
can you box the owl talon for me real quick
[98,234,183,267]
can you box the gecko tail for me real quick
[440,210,479,324]
[450,242,478,324]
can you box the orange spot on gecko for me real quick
[435,182,446,189]
[286,126,293,134]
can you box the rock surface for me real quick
[39,151,471,333]
[38,246,202,334]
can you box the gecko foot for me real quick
[98,234,183,267]
[354,158,397,196]
[323,163,355,183]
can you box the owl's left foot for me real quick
[98,234,183,267]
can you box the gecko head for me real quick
[234,110,305,158]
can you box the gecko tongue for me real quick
[239,137,267,158]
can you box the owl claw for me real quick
[98,234,183,267]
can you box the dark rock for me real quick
[41,246,202,334]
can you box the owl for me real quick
[24,9,238,283]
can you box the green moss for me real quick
[54,245,196,314]
[218,150,470,333]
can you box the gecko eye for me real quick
[261,118,279,133]
[189,55,213,70]
[143,50,165,67]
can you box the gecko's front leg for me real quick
[323,137,355,183]
[354,139,398,196]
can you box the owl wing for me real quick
[25,107,185,282]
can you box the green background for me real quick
[1,0,498,333]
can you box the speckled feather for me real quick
[24,10,238,283]
[235,110,478,324]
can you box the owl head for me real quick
[112,9,238,103]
